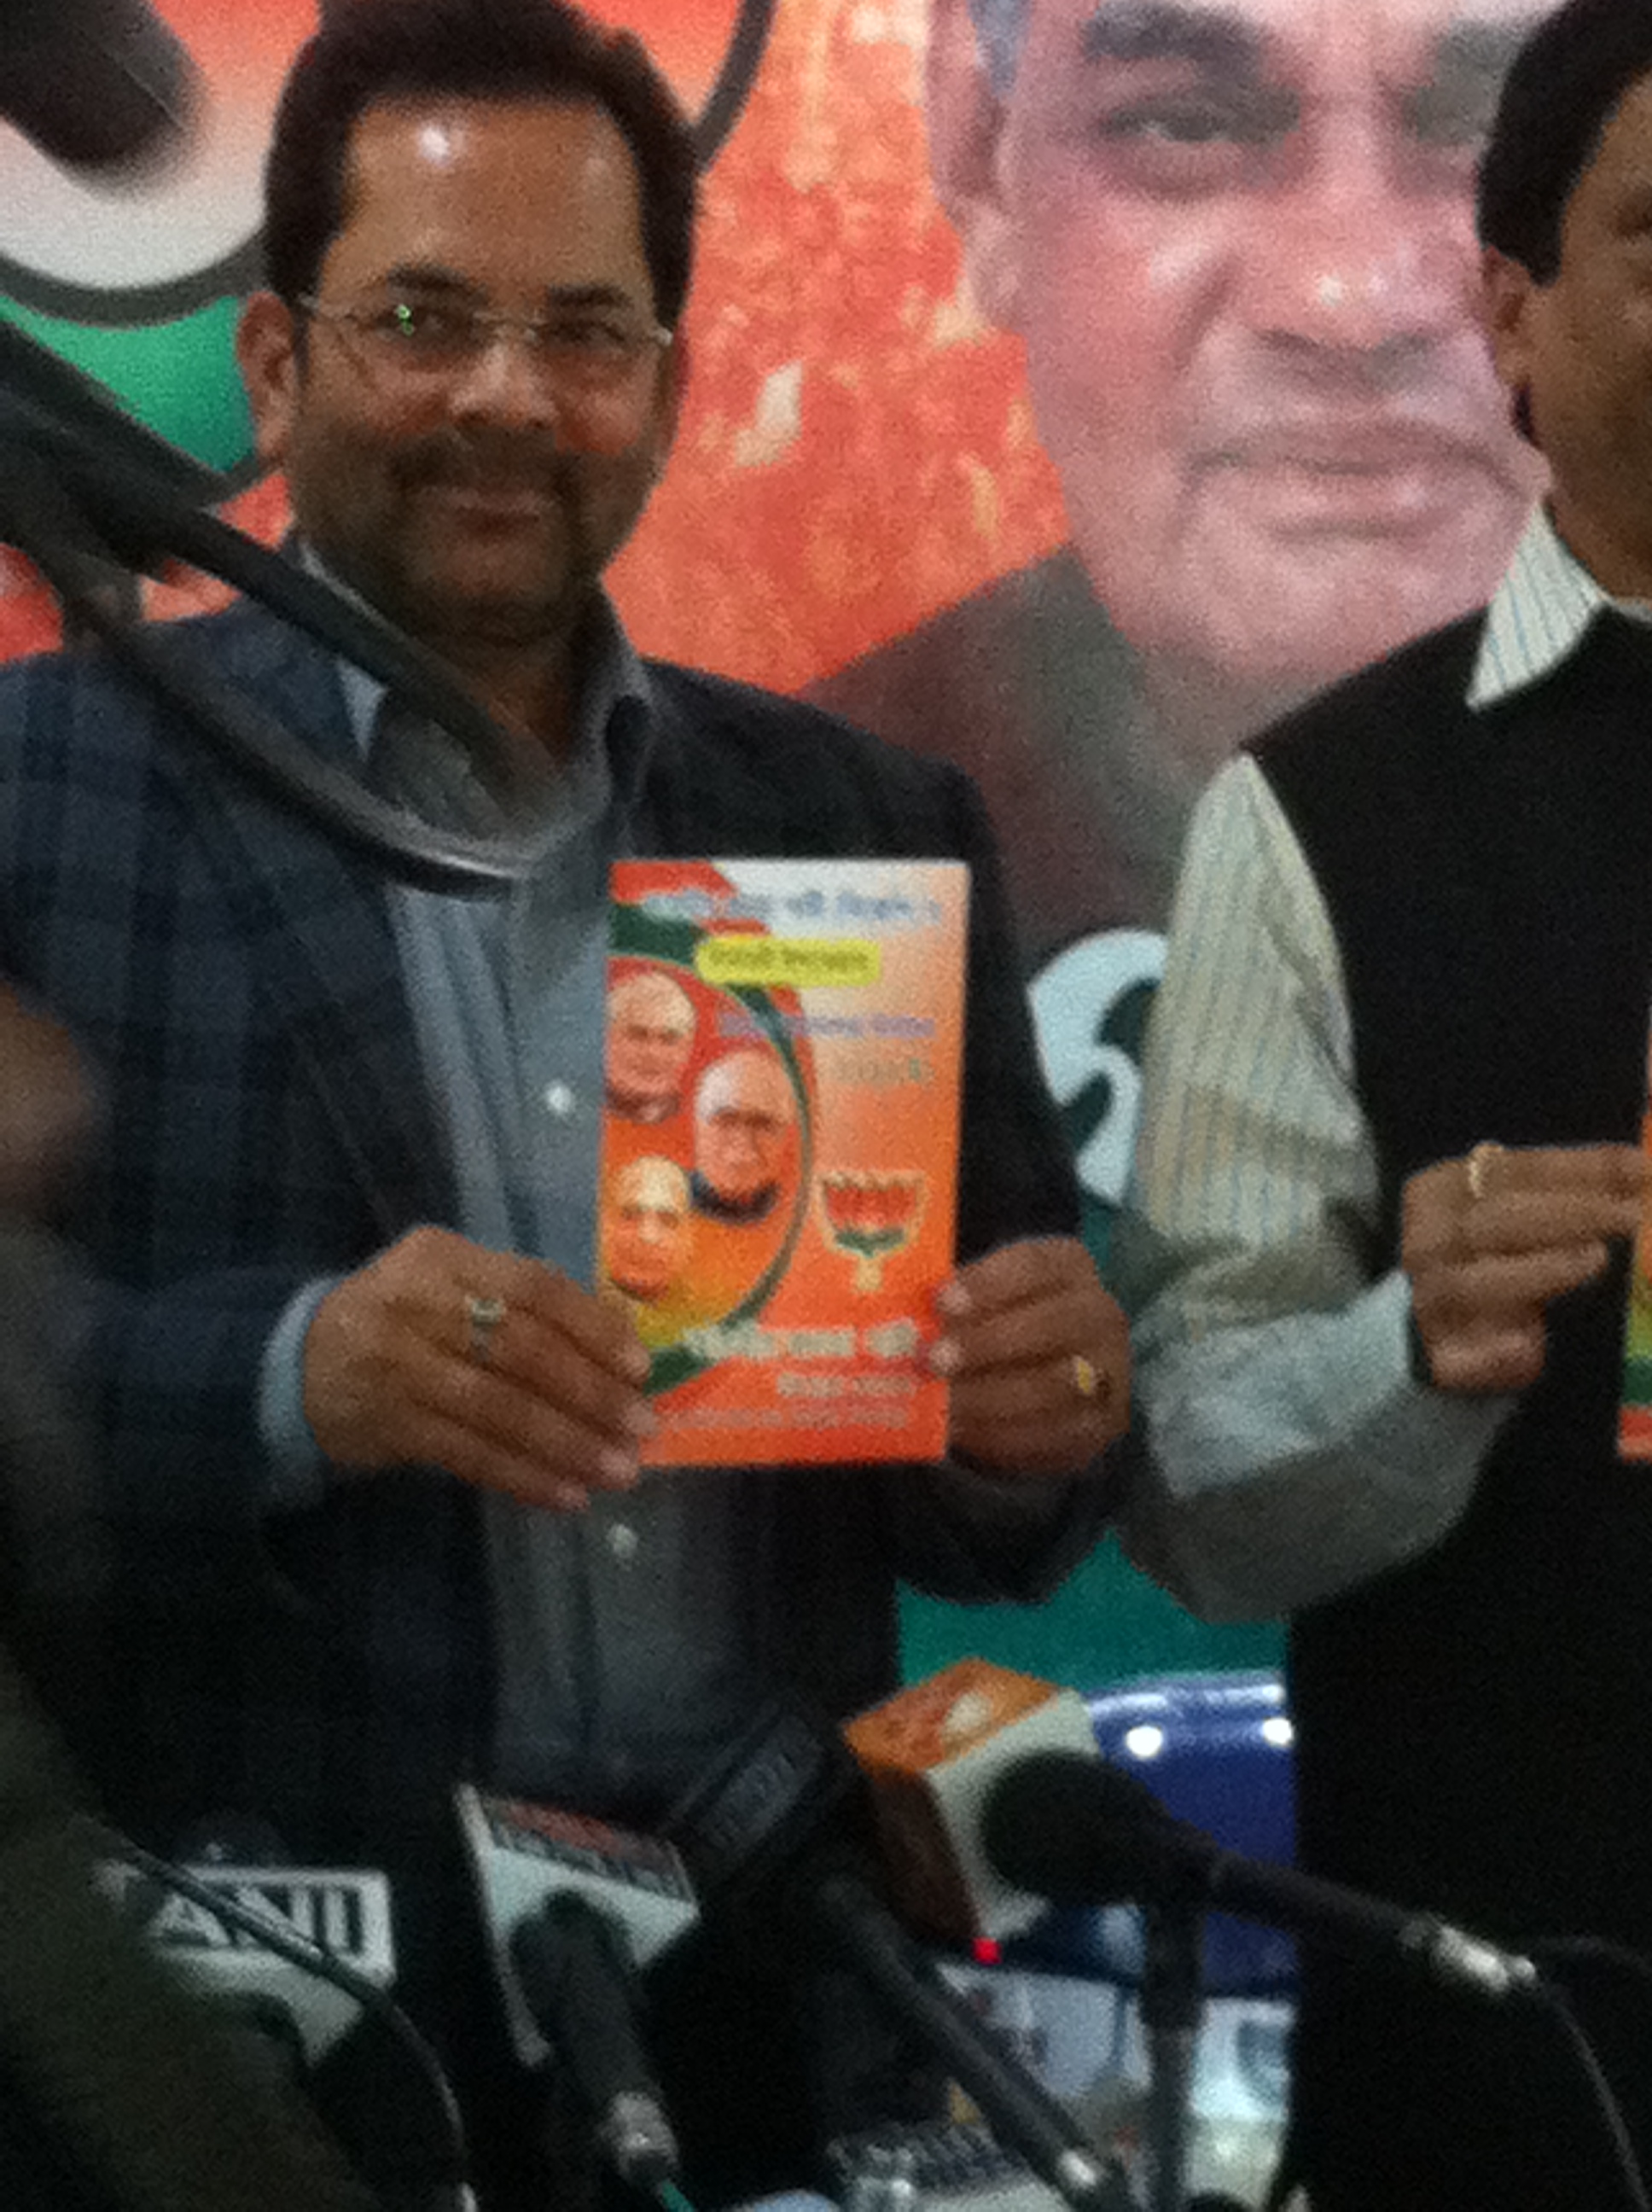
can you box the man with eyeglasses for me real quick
[0,0,1125,2202]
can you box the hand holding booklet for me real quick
[599,858,968,1466]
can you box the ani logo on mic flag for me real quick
[601,857,967,1466]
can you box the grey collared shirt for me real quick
[259,598,765,1811]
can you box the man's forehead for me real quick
[620,1162,688,1204]
[701,1057,790,1110]
[617,975,693,1022]
[1044,0,1545,76]
[328,92,652,292]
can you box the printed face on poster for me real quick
[0,0,1556,1238]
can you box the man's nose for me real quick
[1237,122,1474,358]
[448,325,564,429]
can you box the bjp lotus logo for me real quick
[818,1170,926,1293]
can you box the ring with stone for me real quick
[1071,1353,1108,1405]
[1465,1141,1504,1204]
[465,1293,507,1367]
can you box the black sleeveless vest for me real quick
[1255,608,1652,2208]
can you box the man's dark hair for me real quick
[263,0,699,324]
[1478,0,1652,282]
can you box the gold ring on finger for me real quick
[1071,1353,1108,1406]
[1465,1140,1504,1205]
[465,1293,507,1367]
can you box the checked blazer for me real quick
[0,597,1101,1883]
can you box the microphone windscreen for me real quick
[2,0,198,176]
[842,1659,1102,1945]
[981,1751,1210,1908]
[510,1894,651,2101]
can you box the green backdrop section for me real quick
[902,1535,1284,1689]
[1,299,254,475]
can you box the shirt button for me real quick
[542,1080,576,1118]
[607,1522,640,1563]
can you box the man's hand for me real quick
[931,1236,1129,1476]
[1404,1142,1648,1394]
[0,983,96,1215]
[304,1225,654,1510]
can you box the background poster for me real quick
[0,0,1557,1690]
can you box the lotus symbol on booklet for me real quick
[818,1170,927,1292]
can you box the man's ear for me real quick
[1480,247,1537,396]
[1479,246,1543,446]
[652,323,689,480]
[926,0,1021,329]
[234,291,302,469]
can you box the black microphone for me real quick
[0,321,227,533]
[107,1829,474,2210]
[510,1890,682,2192]
[666,1701,1114,2210]
[983,1751,1544,2005]
[108,1842,399,2074]
[0,321,540,894]
[0,1670,384,2212]
[1,0,198,177]
[805,1870,1114,2210]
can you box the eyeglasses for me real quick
[296,294,672,394]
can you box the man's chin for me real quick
[394,566,596,654]
[1101,535,1527,702]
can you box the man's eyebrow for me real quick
[1078,7,1539,84]
[1079,2,1264,76]
[1426,18,1536,91]
[375,262,481,297]
[1399,20,1538,143]
[375,262,642,311]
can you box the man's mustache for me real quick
[393,434,580,493]
[1192,395,1527,486]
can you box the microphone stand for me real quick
[810,1871,1112,2210]
[0,321,541,894]
[1138,1903,1202,2212]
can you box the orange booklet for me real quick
[599,858,968,1465]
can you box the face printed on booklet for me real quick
[599,859,967,1465]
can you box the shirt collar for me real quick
[572,589,655,816]
[299,541,656,811]
[1469,501,1652,708]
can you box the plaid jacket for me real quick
[0,597,1099,1884]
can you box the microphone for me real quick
[665,1701,1114,2211]
[0,322,540,894]
[457,1784,698,2065]
[846,1662,1220,2212]
[982,1751,1544,2005]
[510,1892,681,2191]
[0,321,227,536]
[457,1785,696,2192]
[103,1851,398,2067]
[2,0,198,177]
[0,1663,383,2212]
[843,1658,1102,1948]
[104,1831,474,2209]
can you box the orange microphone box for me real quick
[845,1658,1098,1947]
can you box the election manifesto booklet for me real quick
[599,857,968,1466]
